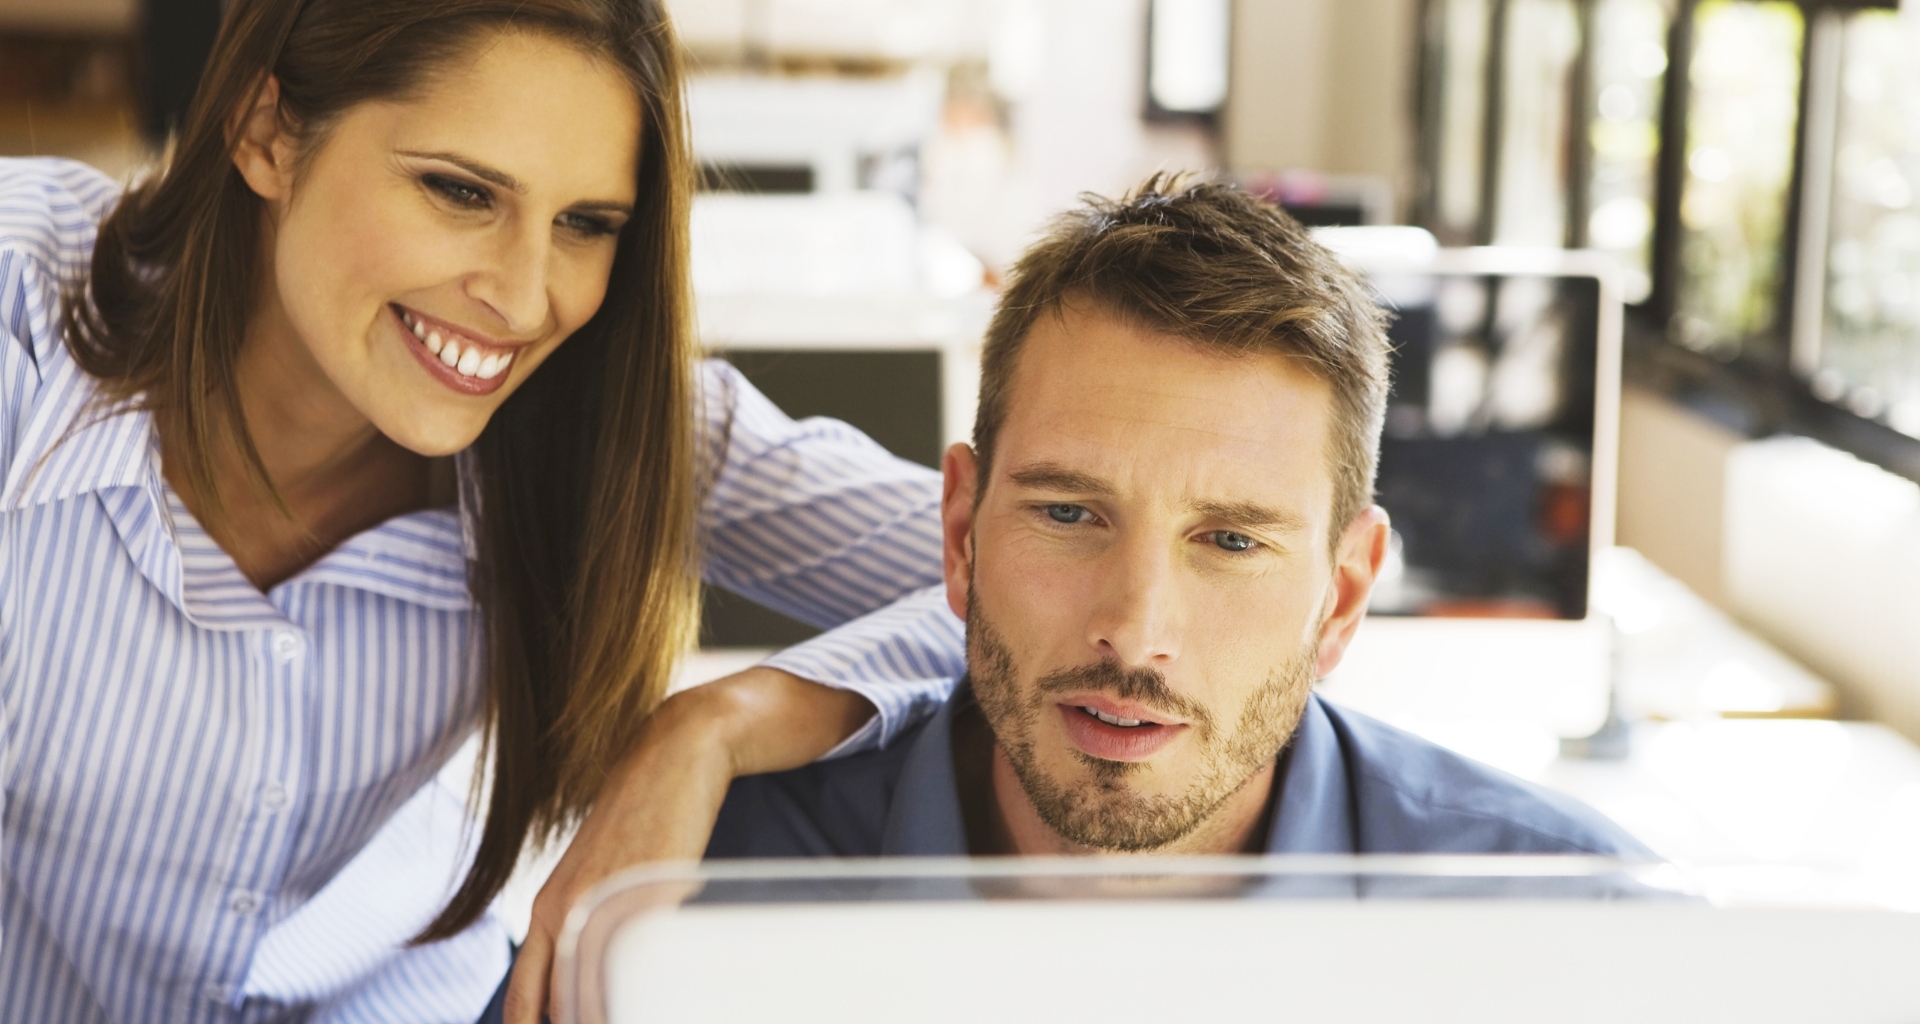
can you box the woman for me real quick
[0,1,960,1020]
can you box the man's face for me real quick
[942,303,1387,851]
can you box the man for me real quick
[705,177,1647,861]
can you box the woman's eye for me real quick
[1045,504,1088,524]
[1209,531,1255,552]
[558,212,619,238]
[424,174,490,209]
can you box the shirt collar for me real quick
[2,354,472,617]
[1264,695,1357,854]
[0,352,151,513]
[880,684,1354,856]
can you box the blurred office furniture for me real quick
[0,4,144,178]
[135,0,220,144]
[666,0,988,67]
[1241,169,1395,227]
[0,0,132,33]
[1145,0,1230,121]
[558,859,1920,1024]
[688,189,989,646]
[689,72,945,199]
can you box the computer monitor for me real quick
[555,858,1918,1024]
[1314,243,1625,739]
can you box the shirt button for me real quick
[229,891,260,915]
[260,784,290,812]
[272,632,304,662]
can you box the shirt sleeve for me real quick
[696,360,963,753]
[760,584,965,757]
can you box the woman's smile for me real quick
[391,303,524,396]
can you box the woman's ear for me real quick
[230,75,297,203]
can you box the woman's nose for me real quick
[466,228,549,334]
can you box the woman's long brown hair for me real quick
[61,0,701,939]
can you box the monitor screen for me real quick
[1370,271,1603,620]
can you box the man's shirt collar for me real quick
[878,683,1354,856]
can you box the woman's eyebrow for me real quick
[398,150,527,193]
[398,150,632,215]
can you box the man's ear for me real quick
[230,75,297,205]
[1313,505,1390,679]
[941,442,978,621]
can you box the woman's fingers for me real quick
[500,669,876,1019]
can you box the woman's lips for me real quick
[392,304,517,397]
[1056,703,1188,762]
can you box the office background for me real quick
[5,0,1920,916]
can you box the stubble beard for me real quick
[965,590,1319,852]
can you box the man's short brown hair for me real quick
[972,175,1392,540]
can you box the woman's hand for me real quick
[503,667,875,1024]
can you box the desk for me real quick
[1318,548,1920,909]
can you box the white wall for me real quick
[1616,385,1743,606]
[1226,0,1419,210]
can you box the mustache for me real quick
[1035,659,1215,731]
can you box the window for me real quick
[1419,0,1920,482]
[1668,0,1805,360]
[1800,7,1920,437]
[1585,0,1672,302]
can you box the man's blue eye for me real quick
[1212,531,1254,552]
[1046,504,1084,524]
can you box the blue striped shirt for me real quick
[0,158,966,1023]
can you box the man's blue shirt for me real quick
[707,685,1651,859]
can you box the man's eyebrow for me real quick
[1006,463,1115,496]
[398,150,527,194]
[1188,499,1309,532]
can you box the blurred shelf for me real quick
[0,0,134,34]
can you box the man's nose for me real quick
[466,225,550,334]
[1084,536,1184,669]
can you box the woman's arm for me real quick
[507,362,967,1022]
[503,668,902,1024]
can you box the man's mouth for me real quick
[1078,705,1150,728]
[1056,700,1186,761]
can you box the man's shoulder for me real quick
[1316,697,1651,858]
[706,719,927,859]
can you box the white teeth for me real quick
[411,315,509,381]
[1084,706,1145,728]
